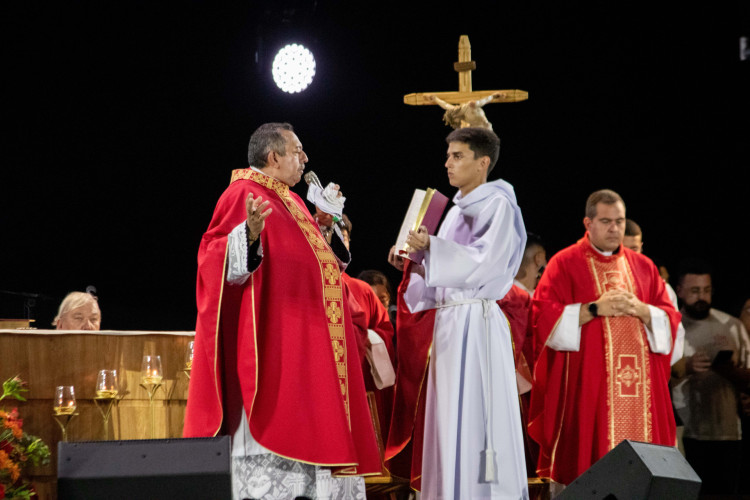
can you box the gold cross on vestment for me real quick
[403,35,528,106]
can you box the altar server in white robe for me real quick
[398,127,529,499]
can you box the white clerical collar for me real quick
[588,240,615,256]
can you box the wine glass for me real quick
[54,385,76,415]
[96,369,119,399]
[53,385,77,442]
[94,370,119,440]
[140,355,163,438]
[141,355,163,385]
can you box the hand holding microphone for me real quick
[304,171,346,229]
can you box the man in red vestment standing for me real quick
[184,123,380,499]
[529,189,682,486]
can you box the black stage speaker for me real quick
[58,436,231,500]
[557,440,701,500]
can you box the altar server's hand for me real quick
[246,193,272,241]
[406,225,430,252]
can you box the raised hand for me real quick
[245,193,272,241]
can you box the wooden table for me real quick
[0,329,195,500]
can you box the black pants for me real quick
[682,437,742,495]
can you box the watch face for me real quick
[589,303,598,317]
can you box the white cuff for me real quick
[226,222,262,285]
[546,304,583,351]
[670,323,686,366]
[645,305,672,355]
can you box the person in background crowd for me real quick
[672,259,750,496]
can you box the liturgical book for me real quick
[394,188,449,262]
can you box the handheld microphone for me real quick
[303,170,324,190]
[304,171,346,230]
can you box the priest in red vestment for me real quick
[184,123,380,495]
[529,189,681,486]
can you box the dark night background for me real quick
[2,1,748,331]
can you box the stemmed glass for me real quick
[53,385,77,442]
[140,355,162,438]
[94,369,119,440]
[184,341,194,379]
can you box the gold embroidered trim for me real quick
[210,245,229,437]
[231,168,290,197]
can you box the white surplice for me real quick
[405,179,529,500]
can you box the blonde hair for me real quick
[52,292,99,326]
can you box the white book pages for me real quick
[394,189,426,257]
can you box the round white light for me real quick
[271,44,316,94]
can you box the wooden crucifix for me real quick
[404,35,528,129]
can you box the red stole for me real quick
[588,247,653,445]
[528,234,680,485]
[184,168,380,475]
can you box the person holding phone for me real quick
[673,259,750,496]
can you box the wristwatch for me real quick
[588,302,599,318]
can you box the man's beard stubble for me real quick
[684,300,711,320]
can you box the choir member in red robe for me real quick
[529,189,681,485]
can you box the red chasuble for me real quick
[384,261,435,491]
[184,168,380,475]
[528,234,681,485]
